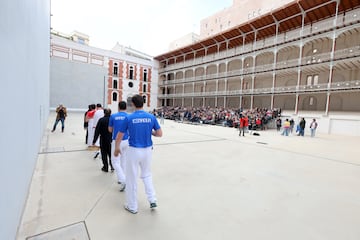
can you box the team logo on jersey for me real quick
[132,118,151,123]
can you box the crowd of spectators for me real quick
[152,106,281,131]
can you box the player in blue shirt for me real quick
[114,94,162,214]
[108,101,129,191]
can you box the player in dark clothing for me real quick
[93,108,114,172]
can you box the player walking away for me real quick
[84,105,91,144]
[108,101,129,192]
[92,104,104,158]
[86,104,96,148]
[51,104,67,133]
[92,108,114,172]
[114,94,163,214]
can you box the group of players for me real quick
[85,94,163,214]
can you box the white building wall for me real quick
[51,35,158,112]
[200,0,293,39]
[0,0,50,239]
[169,32,200,51]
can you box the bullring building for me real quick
[155,0,360,135]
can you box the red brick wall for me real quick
[147,68,151,107]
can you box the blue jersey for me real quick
[109,111,129,141]
[120,110,161,148]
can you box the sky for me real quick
[51,0,233,56]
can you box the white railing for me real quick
[311,18,335,34]
[158,15,359,74]
[159,47,360,86]
[302,52,332,65]
[335,46,360,59]
[158,80,360,98]
[344,8,360,25]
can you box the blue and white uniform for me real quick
[119,110,161,212]
[109,111,129,184]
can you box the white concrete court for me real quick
[17,111,360,240]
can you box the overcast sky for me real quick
[51,0,233,56]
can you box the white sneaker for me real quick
[124,205,137,214]
[119,183,126,192]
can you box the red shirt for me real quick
[244,117,249,127]
[86,110,96,118]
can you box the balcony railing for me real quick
[159,47,360,86]
[157,80,360,98]
[159,13,360,74]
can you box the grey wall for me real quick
[50,57,107,110]
[0,0,50,239]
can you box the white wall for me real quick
[0,1,50,239]
[281,111,360,136]
[50,57,107,109]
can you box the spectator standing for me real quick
[289,118,295,134]
[51,104,67,133]
[114,94,163,214]
[276,117,282,131]
[310,119,318,137]
[299,118,306,136]
[239,116,246,136]
[282,119,290,136]
[160,110,165,124]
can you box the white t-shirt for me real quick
[310,121,318,129]
[93,108,104,128]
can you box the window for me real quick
[112,92,118,101]
[243,82,249,89]
[309,97,314,105]
[128,82,133,88]
[143,69,147,82]
[307,76,312,86]
[143,84,146,92]
[129,66,134,79]
[143,95,146,103]
[78,37,85,44]
[113,79,118,89]
[113,63,118,76]
[307,75,319,86]
[313,75,319,85]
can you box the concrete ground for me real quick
[17,112,360,240]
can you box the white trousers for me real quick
[111,140,128,183]
[126,146,156,212]
[87,119,94,147]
